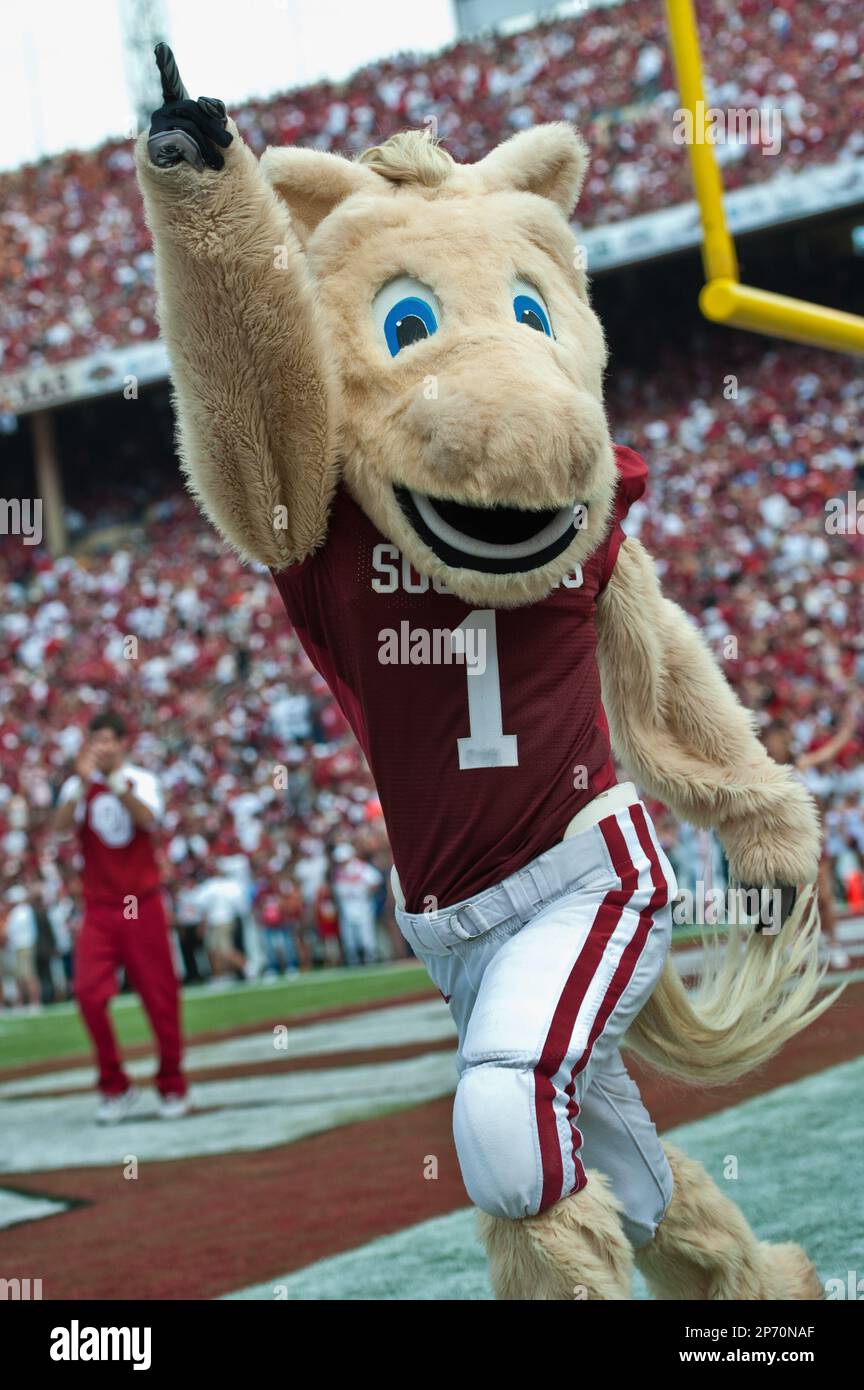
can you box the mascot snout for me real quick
[397,338,609,511]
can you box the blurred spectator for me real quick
[173,875,207,983]
[195,873,248,985]
[2,886,41,1011]
[314,876,343,968]
[332,842,384,966]
[30,881,67,1004]
[255,877,301,976]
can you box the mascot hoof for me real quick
[636,1145,824,1300]
[477,1171,633,1301]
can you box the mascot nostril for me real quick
[138,64,833,1304]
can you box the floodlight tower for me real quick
[117,0,171,136]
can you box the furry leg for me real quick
[635,1145,823,1300]
[477,1171,634,1300]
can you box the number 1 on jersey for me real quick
[452,610,519,769]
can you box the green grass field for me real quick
[0,923,743,1072]
[4,946,860,1302]
[0,961,434,1069]
[225,1055,864,1300]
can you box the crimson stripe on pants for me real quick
[563,809,671,1187]
[532,812,642,1213]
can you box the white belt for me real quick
[390,782,640,912]
[562,781,640,838]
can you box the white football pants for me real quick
[395,798,677,1248]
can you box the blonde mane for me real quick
[357,129,455,188]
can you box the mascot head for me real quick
[261,123,616,607]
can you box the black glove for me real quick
[148,97,232,171]
[744,883,797,934]
[146,44,232,172]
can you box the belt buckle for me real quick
[449,905,480,942]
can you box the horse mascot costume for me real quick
[136,52,836,1300]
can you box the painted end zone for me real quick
[1,979,861,1300]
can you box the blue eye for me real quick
[513,292,552,336]
[383,296,438,357]
[373,278,441,358]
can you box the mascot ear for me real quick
[259,147,381,244]
[472,122,588,217]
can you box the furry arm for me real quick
[596,537,821,886]
[135,122,339,568]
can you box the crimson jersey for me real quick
[59,766,164,909]
[273,446,647,912]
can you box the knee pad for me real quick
[453,1062,542,1220]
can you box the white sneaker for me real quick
[157,1093,190,1120]
[96,1086,141,1125]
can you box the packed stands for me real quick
[2,0,863,369]
[3,0,863,996]
[2,332,863,984]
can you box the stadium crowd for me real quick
[611,335,864,925]
[1,0,863,370]
[2,331,863,1006]
[2,0,864,1004]
[0,498,396,1006]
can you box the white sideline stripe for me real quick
[221,1054,864,1301]
[673,946,864,982]
[0,1051,458,1174]
[0,999,456,1099]
[0,1188,69,1231]
[0,961,429,1023]
[0,923,859,1031]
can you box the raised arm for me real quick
[596,536,821,889]
[134,62,340,568]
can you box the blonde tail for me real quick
[625,887,844,1086]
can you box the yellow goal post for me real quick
[665,0,864,355]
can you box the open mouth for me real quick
[394,486,585,574]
